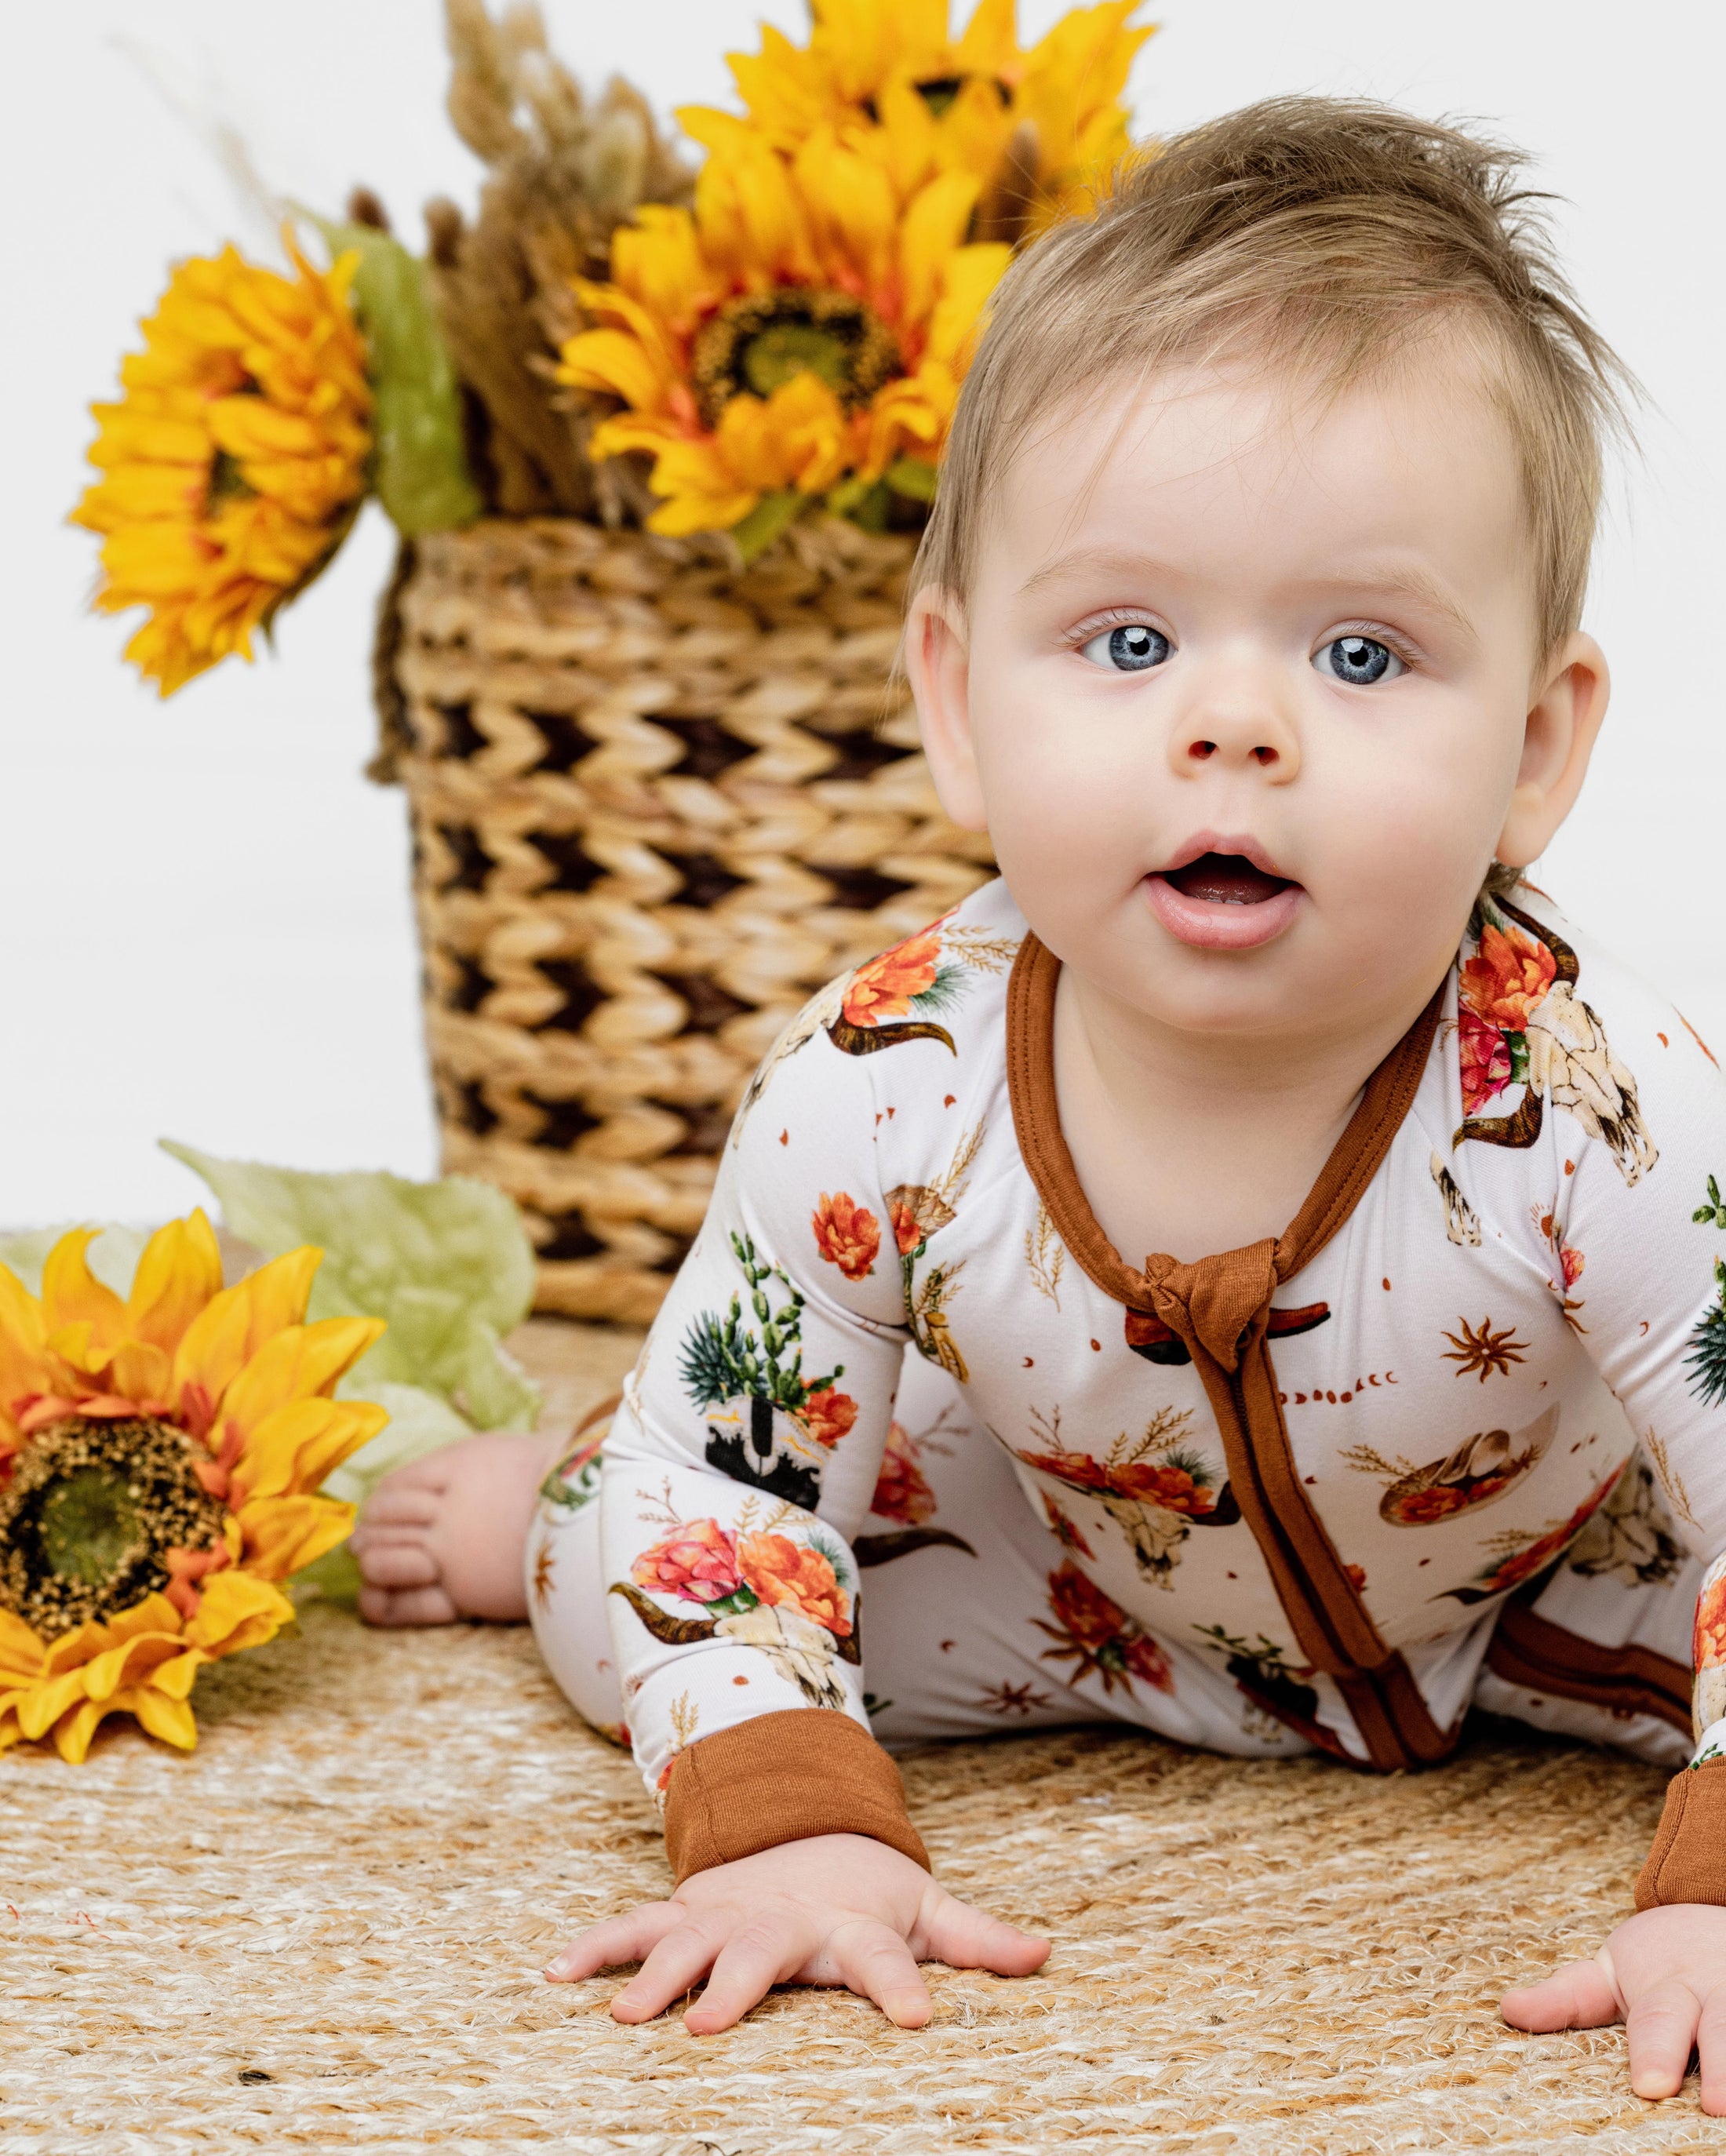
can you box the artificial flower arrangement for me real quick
[73,0,1152,694]
[0,1151,541,1760]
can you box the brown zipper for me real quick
[1007,931,1456,1774]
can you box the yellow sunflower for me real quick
[0,1213,386,1761]
[71,231,372,698]
[679,0,1155,235]
[556,130,1010,541]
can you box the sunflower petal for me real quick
[230,1395,388,1507]
[79,1630,191,1705]
[125,1685,199,1750]
[145,1648,207,1703]
[40,1230,129,1353]
[236,1491,358,1579]
[0,1264,60,1433]
[899,170,983,328]
[216,1316,384,1449]
[124,1210,224,1355]
[170,1245,323,1413]
[126,1682,200,1747]
[20,1666,98,1741]
[555,329,674,413]
[0,1611,44,1680]
[184,1570,293,1657]
[107,1338,173,1408]
[50,1695,113,1764]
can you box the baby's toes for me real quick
[359,1582,461,1628]
[355,1481,442,1532]
[351,1533,442,1590]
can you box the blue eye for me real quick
[1079,623,1171,672]
[1314,635,1404,685]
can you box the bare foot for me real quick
[349,1429,561,1627]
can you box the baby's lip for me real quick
[1155,830,1294,886]
[1143,832,1304,949]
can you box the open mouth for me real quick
[1160,852,1294,907]
[1144,840,1304,950]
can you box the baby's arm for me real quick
[548,984,1045,2026]
[1492,953,1726,2107]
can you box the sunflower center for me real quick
[39,1470,141,1586]
[0,1416,227,1639]
[690,292,901,428]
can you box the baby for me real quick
[351,97,1726,2106]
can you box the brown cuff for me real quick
[1635,1758,1726,1909]
[662,1709,930,1884]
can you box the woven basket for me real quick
[381,515,995,1324]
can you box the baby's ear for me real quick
[1496,632,1610,869]
[903,585,989,832]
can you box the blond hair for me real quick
[915,96,1632,657]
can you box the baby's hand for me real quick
[544,1831,1050,2032]
[1501,1904,1726,2111]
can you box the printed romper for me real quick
[525,879,1726,1897]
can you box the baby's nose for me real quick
[1186,736,1283,767]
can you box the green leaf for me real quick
[730,489,806,563]
[0,1222,152,1298]
[161,1143,541,1431]
[884,456,939,504]
[314,217,482,538]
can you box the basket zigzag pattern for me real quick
[393,517,994,1324]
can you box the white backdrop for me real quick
[5,0,1719,1229]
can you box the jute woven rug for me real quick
[2,1323,1719,2152]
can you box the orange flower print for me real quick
[1109,1459,1218,1517]
[632,1517,744,1604]
[1034,1561,1173,1695]
[1019,1446,1109,1495]
[737,1531,854,1637]
[1021,1445,1218,1519]
[868,1420,936,1524]
[1458,921,1558,1032]
[842,931,941,1028]
[1459,1008,1513,1116]
[1397,1484,1480,1524]
[885,1183,956,1256]
[1695,1574,1726,1671]
[811,1191,880,1280]
[799,1386,858,1450]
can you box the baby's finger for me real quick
[1694,1988,1726,2116]
[1499,1957,1619,2032]
[919,1888,1051,1978]
[686,1922,806,2034]
[544,1902,682,1985]
[827,1916,933,2027]
[1626,1978,1702,2101]
[613,1917,734,2023]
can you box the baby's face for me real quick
[914,348,1604,1045]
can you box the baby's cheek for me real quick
[984,750,1134,917]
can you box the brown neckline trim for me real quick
[1005,931,1445,1309]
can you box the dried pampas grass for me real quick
[428,0,692,519]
